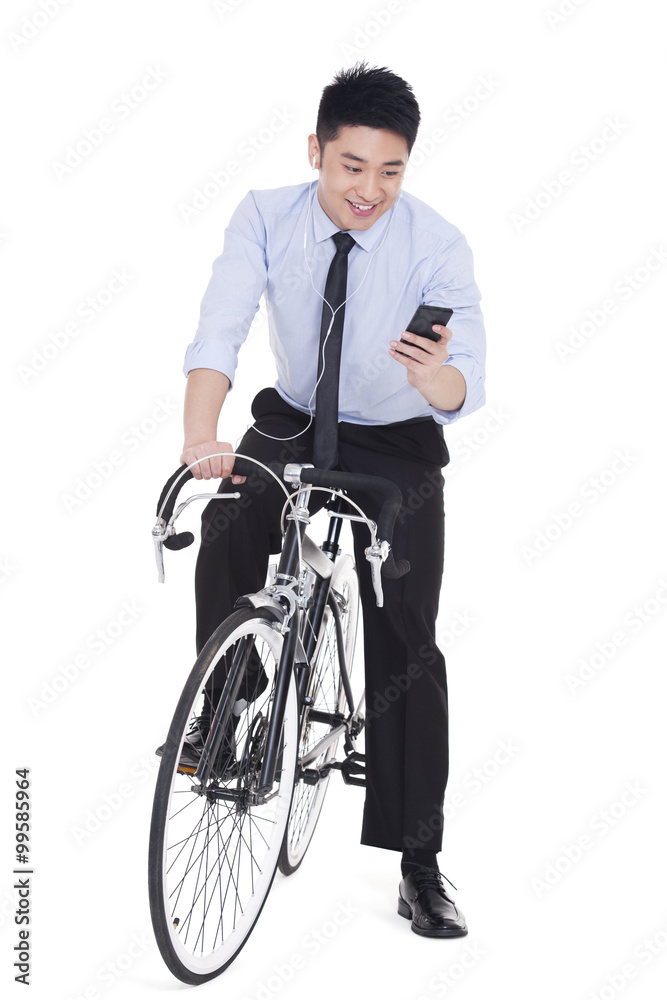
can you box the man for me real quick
[180,63,485,937]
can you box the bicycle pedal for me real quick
[340,751,366,787]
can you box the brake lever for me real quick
[152,490,241,583]
[364,539,390,607]
[152,519,168,583]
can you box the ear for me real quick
[307,133,320,170]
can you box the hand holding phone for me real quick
[397,304,453,356]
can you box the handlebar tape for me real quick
[156,464,193,521]
[298,467,410,579]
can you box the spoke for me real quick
[168,789,213,824]
[168,802,209,921]
[166,793,237,855]
[177,808,216,946]
[192,802,228,954]
[214,802,225,949]
[181,803,211,946]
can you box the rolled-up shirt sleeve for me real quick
[422,232,486,424]
[183,192,269,385]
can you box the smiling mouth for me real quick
[347,200,378,217]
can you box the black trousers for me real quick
[194,388,450,854]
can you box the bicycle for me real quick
[147,455,409,984]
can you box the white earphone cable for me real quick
[249,163,401,446]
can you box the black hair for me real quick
[316,61,420,155]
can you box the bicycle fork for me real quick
[255,485,313,799]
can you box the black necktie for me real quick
[313,231,356,469]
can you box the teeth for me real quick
[350,201,374,211]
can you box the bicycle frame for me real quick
[195,486,361,804]
[258,486,362,799]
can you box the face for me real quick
[307,126,409,231]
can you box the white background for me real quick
[2,1,666,998]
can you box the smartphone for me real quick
[398,304,453,354]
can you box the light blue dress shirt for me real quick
[184,181,486,426]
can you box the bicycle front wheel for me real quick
[148,607,298,984]
[279,555,360,874]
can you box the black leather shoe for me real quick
[398,866,468,937]
[156,710,237,777]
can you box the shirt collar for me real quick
[311,183,397,253]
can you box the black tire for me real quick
[278,556,360,875]
[148,607,298,984]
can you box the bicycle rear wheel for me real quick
[279,555,360,875]
[148,607,298,984]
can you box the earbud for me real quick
[312,156,318,169]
